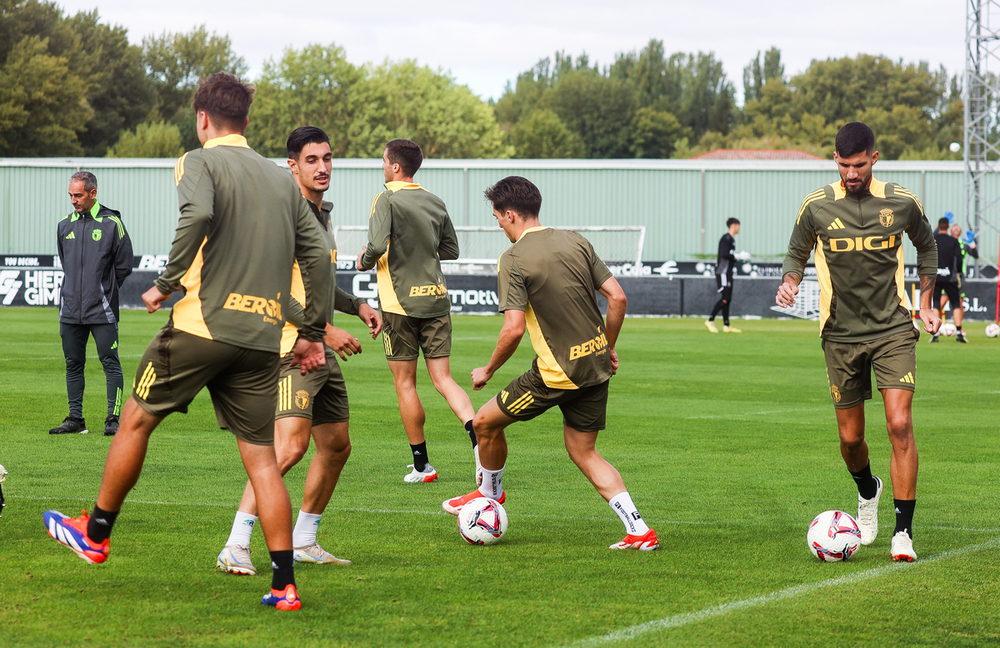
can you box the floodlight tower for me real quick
[965,0,1000,273]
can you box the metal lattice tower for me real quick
[965,0,1000,271]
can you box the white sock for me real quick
[293,510,322,548]
[479,465,504,499]
[609,492,650,536]
[225,511,257,548]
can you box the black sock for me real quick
[270,550,296,591]
[465,420,477,448]
[410,442,429,471]
[87,505,119,543]
[957,325,963,331]
[849,463,879,500]
[722,302,731,327]
[894,499,916,538]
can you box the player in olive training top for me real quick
[777,122,938,562]
[356,139,477,485]
[44,73,330,611]
[217,126,381,576]
[442,176,658,551]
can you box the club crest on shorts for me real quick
[830,384,842,403]
[295,390,310,410]
[879,208,894,228]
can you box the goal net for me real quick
[333,225,645,268]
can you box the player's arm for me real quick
[357,192,390,271]
[904,200,941,333]
[438,215,460,261]
[776,203,817,307]
[293,198,332,346]
[597,276,627,375]
[471,309,525,391]
[147,153,214,311]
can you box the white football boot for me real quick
[403,464,438,483]
[890,530,917,562]
[217,545,256,575]
[856,475,883,545]
[293,543,351,565]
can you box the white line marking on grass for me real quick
[558,535,1000,648]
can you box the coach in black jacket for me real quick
[50,171,133,437]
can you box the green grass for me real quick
[1,308,998,647]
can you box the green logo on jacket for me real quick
[92,229,102,242]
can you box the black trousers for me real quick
[60,322,123,419]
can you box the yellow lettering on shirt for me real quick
[569,333,609,360]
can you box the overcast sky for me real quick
[56,0,969,102]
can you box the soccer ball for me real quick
[940,323,957,337]
[457,497,508,545]
[986,323,1000,338]
[807,510,862,562]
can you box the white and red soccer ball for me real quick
[457,497,508,545]
[985,322,1000,338]
[807,510,861,562]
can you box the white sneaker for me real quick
[217,545,256,575]
[293,542,351,565]
[856,475,882,545]
[474,446,483,487]
[890,530,917,562]
[403,464,438,483]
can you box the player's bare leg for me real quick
[236,439,293,551]
[563,427,626,501]
[564,425,657,550]
[425,356,475,424]
[835,404,869,472]
[881,388,918,560]
[881,389,918,500]
[388,359,425,445]
[300,422,351,514]
[236,416,313,516]
[471,398,511,471]
[96,398,162,511]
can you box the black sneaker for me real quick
[104,415,119,436]
[930,335,939,343]
[49,416,88,435]
[956,331,968,344]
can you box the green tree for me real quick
[0,35,91,155]
[629,107,684,158]
[347,59,509,158]
[548,69,638,158]
[142,25,248,149]
[106,120,184,157]
[248,43,361,157]
[742,47,784,103]
[67,10,151,156]
[510,109,585,158]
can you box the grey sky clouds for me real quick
[57,0,968,101]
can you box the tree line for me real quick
[0,1,970,160]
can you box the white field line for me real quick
[558,535,1000,648]
[12,495,1000,535]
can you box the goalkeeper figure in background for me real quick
[706,217,745,333]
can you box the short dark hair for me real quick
[193,72,254,133]
[835,122,875,158]
[726,217,740,228]
[385,139,422,177]
[484,176,542,218]
[287,126,330,159]
[70,171,97,192]
[938,217,951,230]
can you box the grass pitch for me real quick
[1,308,998,647]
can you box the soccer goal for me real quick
[333,225,646,267]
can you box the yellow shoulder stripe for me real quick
[174,152,189,187]
[797,189,826,224]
